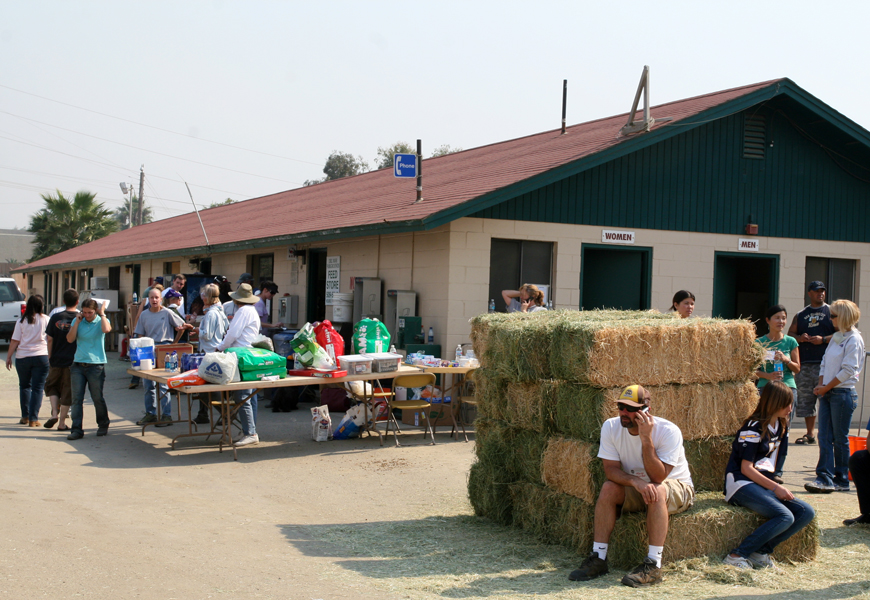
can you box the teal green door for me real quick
[581,245,652,310]
[713,252,779,336]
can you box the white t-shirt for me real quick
[598,416,693,486]
[11,314,50,358]
[218,304,260,350]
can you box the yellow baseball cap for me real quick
[616,384,651,408]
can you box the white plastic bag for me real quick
[311,405,332,442]
[198,352,239,385]
[344,380,373,398]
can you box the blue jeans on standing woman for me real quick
[70,363,110,433]
[816,387,857,486]
[16,355,49,421]
[729,482,815,557]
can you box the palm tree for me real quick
[113,194,153,229]
[28,190,118,260]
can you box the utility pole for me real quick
[137,165,145,227]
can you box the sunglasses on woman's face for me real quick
[831,314,839,318]
[617,403,644,413]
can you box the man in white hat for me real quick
[217,283,262,447]
[569,385,694,588]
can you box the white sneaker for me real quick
[234,434,259,447]
[723,554,752,569]
[747,552,775,569]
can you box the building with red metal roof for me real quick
[18,77,870,352]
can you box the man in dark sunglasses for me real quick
[569,385,695,588]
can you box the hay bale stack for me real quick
[550,317,762,387]
[467,309,795,566]
[505,379,758,441]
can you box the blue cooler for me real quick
[272,329,298,358]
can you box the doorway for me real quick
[580,245,652,310]
[713,252,779,336]
[306,248,327,323]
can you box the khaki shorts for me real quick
[621,478,695,515]
[44,366,72,406]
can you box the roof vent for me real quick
[743,114,766,159]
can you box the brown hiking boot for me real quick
[621,558,662,588]
[568,552,609,581]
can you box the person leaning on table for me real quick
[216,283,262,447]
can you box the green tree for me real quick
[208,197,236,208]
[28,190,118,260]
[430,144,462,157]
[113,194,153,230]
[375,141,415,170]
[305,151,369,186]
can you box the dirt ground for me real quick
[1,345,867,600]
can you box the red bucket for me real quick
[849,435,867,481]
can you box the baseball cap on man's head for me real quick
[616,384,651,408]
[165,288,183,299]
[237,273,253,284]
[808,281,826,291]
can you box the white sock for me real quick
[592,542,608,560]
[648,545,663,568]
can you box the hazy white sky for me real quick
[2,1,868,229]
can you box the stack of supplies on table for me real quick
[226,347,287,381]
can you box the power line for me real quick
[0,83,322,166]
[0,111,304,186]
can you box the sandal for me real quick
[795,434,816,445]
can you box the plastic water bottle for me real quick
[427,326,434,344]
[455,344,463,361]
[488,299,496,313]
[773,356,783,380]
[167,351,178,373]
[389,344,397,354]
[132,292,138,303]
[547,299,553,310]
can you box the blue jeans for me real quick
[729,483,815,557]
[70,363,110,432]
[816,388,857,485]
[236,389,257,436]
[144,378,172,417]
[16,355,50,421]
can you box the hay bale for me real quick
[470,312,514,366]
[607,492,818,568]
[550,317,763,387]
[684,437,733,492]
[549,380,758,442]
[541,437,604,504]
[540,437,734,501]
[510,482,594,553]
[474,368,508,421]
[473,418,548,484]
[467,461,513,525]
[505,380,557,433]
[481,312,561,381]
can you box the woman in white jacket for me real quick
[805,299,865,493]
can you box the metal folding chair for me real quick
[384,373,437,446]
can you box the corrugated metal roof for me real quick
[22,78,788,270]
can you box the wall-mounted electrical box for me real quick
[278,295,299,325]
[353,277,382,323]
[385,289,416,343]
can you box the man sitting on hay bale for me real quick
[569,385,694,588]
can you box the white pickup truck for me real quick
[0,277,26,342]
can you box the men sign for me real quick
[394,153,417,178]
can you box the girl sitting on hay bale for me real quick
[723,380,815,569]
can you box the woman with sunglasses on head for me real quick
[722,381,814,569]
[805,299,865,493]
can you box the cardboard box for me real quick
[156,344,194,369]
[400,398,455,428]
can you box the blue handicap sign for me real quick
[394,153,417,178]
